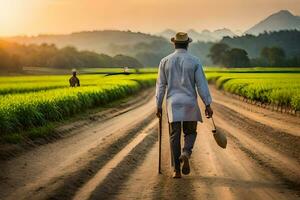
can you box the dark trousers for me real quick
[169,121,197,171]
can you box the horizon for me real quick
[0,0,300,37]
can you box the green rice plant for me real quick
[205,68,300,111]
[291,91,300,111]
[0,75,105,95]
[0,74,156,95]
[0,74,156,135]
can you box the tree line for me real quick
[109,30,300,67]
[221,30,300,58]
[0,40,143,72]
[1,30,300,71]
[209,43,300,67]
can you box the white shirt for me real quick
[155,49,212,122]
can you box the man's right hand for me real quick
[205,105,213,118]
[156,108,162,118]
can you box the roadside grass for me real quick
[2,66,299,143]
[21,67,160,75]
[205,68,300,111]
[0,87,153,144]
[3,124,57,144]
[3,133,23,144]
[0,74,156,143]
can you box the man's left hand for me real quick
[156,108,162,118]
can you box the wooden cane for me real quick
[158,115,162,174]
[211,117,217,133]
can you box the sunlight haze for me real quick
[0,0,299,36]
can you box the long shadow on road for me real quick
[153,175,198,200]
[89,129,157,200]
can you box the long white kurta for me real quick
[155,49,212,123]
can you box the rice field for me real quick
[1,67,299,141]
[205,68,300,111]
[0,74,156,136]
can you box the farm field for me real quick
[0,73,156,141]
[0,68,298,134]
[22,67,160,75]
[0,67,299,200]
[205,68,300,112]
[1,67,299,142]
[1,2,300,199]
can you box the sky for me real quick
[0,0,299,36]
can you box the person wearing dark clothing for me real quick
[69,69,80,87]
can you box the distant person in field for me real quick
[156,32,213,178]
[69,69,80,87]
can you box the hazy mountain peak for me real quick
[213,28,236,38]
[246,10,300,35]
[214,28,231,32]
[161,29,176,33]
[158,29,176,39]
[201,29,211,34]
[157,28,237,42]
[187,29,198,34]
[276,10,293,16]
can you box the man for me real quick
[69,69,80,87]
[156,32,213,178]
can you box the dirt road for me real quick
[0,86,299,200]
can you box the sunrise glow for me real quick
[0,0,299,36]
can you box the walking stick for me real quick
[211,117,217,133]
[158,115,162,174]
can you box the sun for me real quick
[0,0,24,35]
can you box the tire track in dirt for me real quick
[0,88,155,161]
[193,131,296,200]
[109,114,299,200]
[1,86,299,200]
[46,115,156,200]
[224,129,300,195]
[0,90,156,200]
[87,124,157,200]
[211,88,300,197]
[212,104,300,189]
[213,102,300,163]
[107,88,300,200]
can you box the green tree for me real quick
[260,47,286,66]
[0,48,10,70]
[135,52,162,67]
[223,48,250,67]
[0,40,147,73]
[0,48,22,72]
[208,43,230,65]
[113,54,143,68]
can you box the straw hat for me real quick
[171,32,193,43]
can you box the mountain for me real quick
[246,10,300,35]
[158,29,236,42]
[187,29,202,40]
[187,29,216,42]
[3,30,165,56]
[222,30,300,58]
[214,28,237,38]
[157,29,176,40]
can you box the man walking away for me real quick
[156,32,213,178]
[69,69,80,87]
